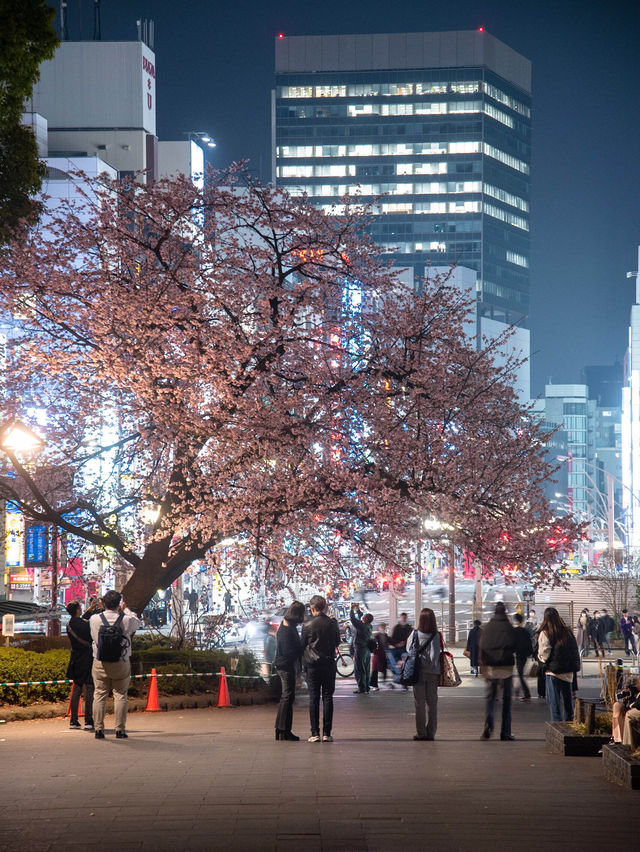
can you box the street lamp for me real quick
[184,131,217,149]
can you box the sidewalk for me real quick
[1,676,638,852]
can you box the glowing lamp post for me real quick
[424,518,457,643]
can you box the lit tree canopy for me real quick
[0,168,578,611]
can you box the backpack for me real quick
[97,613,129,662]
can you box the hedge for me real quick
[0,645,259,706]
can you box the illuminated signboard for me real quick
[26,524,47,566]
[5,503,24,568]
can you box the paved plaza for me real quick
[1,673,639,852]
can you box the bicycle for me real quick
[335,647,354,678]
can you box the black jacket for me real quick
[546,634,581,675]
[513,626,533,661]
[390,622,413,647]
[301,613,340,665]
[274,622,302,669]
[350,610,373,649]
[479,613,516,668]
[66,616,93,683]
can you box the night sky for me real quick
[52,0,640,397]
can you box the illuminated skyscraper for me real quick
[273,30,531,396]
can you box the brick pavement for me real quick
[1,675,639,852]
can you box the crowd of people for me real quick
[65,590,640,747]
[575,608,639,657]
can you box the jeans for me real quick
[92,659,131,732]
[353,645,371,692]
[413,671,439,738]
[485,677,512,737]
[70,678,95,725]
[515,657,531,699]
[305,659,336,736]
[386,649,402,682]
[275,666,296,732]
[604,631,612,652]
[546,674,573,721]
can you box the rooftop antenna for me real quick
[149,19,154,50]
[136,18,155,49]
[59,0,68,41]
[93,0,101,40]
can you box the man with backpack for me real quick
[89,590,142,740]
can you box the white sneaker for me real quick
[322,734,334,742]
[308,734,321,742]
[370,687,380,691]
[83,723,94,730]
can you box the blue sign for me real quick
[26,525,47,566]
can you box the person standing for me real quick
[465,620,482,676]
[407,608,443,741]
[588,610,604,657]
[600,609,615,653]
[512,613,533,700]
[370,622,389,690]
[479,602,516,741]
[274,601,305,741]
[537,606,581,722]
[301,595,341,742]
[65,601,95,730]
[389,612,413,686]
[223,590,232,614]
[620,610,637,656]
[90,590,142,740]
[576,609,591,656]
[350,603,374,694]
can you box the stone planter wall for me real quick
[545,721,610,756]
[602,743,640,790]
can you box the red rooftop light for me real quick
[278,33,285,39]
[478,26,484,32]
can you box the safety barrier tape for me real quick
[0,671,264,687]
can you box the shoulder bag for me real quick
[439,635,462,688]
[399,631,435,687]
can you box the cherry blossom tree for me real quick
[0,168,579,612]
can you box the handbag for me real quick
[462,648,471,659]
[439,650,462,687]
[399,632,435,687]
[527,660,540,678]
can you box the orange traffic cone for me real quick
[217,666,231,708]
[144,667,162,712]
[66,693,84,718]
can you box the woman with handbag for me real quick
[406,608,443,741]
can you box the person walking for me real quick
[370,623,389,690]
[274,601,305,741]
[479,602,516,741]
[513,612,533,700]
[588,610,605,657]
[465,620,482,676]
[407,608,443,741]
[350,603,374,694]
[89,590,142,740]
[537,606,581,722]
[301,595,341,742]
[65,600,95,730]
[620,610,637,656]
[600,609,615,653]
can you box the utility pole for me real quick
[448,542,456,644]
[48,525,60,637]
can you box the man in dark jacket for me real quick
[600,609,615,653]
[350,604,374,694]
[301,595,341,742]
[479,602,516,740]
[513,612,533,700]
[65,600,95,730]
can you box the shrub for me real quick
[0,648,71,706]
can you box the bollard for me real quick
[217,666,231,708]
[144,667,162,712]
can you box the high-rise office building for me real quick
[273,30,531,337]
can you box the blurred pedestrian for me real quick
[301,595,341,742]
[576,608,590,656]
[588,610,604,657]
[389,612,413,687]
[65,600,95,731]
[370,622,389,690]
[274,601,305,741]
[224,590,232,614]
[537,606,581,722]
[600,609,615,653]
[406,608,443,741]
[513,613,532,700]
[465,620,482,676]
[350,603,374,694]
[90,590,142,740]
[479,602,516,741]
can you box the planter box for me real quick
[545,721,610,756]
[602,743,640,790]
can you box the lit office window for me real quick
[483,103,514,128]
[482,144,529,174]
[506,250,529,268]
[483,202,529,231]
[482,83,530,117]
[484,184,529,212]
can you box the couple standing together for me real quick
[273,595,444,742]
